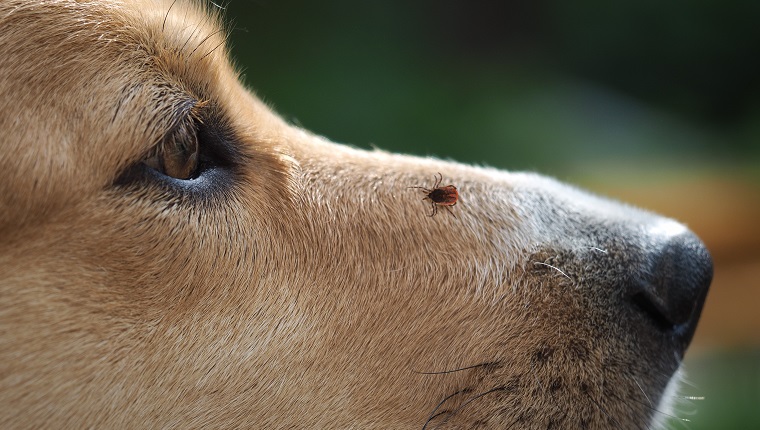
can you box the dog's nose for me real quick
[630,228,713,350]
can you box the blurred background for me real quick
[223,1,759,427]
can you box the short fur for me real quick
[0,1,709,428]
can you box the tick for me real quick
[409,172,459,217]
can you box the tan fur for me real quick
[0,1,710,429]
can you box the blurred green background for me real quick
[223,1,760,428]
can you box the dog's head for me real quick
[0,1,712,428]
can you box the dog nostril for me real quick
[631,230,713,347]
[631,291,676,331]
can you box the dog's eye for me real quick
[117,101,239,193]
[143,119,200,180]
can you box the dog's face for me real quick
[0,1,712,429]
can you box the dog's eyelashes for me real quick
[143,115,201,180]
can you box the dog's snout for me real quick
[631,229,713,349]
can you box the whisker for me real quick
[162,0,178,32]
[634,377,653,408]
[422,388,470,430]
[533,262,572,280]
[415,362,497,375]
[586,393,625,429]
[189,28,226,58]
[182,3,217,55]
[181,22,203,52]
[571,246,609,254]
[200,39,226,61]
[678,395,704,401]
[432,386,507,429]
[638,398,690,425]
[610,388,690,427]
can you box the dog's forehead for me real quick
[2,0,228,67]
[128,0,231,83]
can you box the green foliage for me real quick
[224,0,759,176]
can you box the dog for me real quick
[0,1,712,428]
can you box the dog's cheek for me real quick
[50,195,254,310]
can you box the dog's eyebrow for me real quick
[163,98,203,138]
[156,0,229,66]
